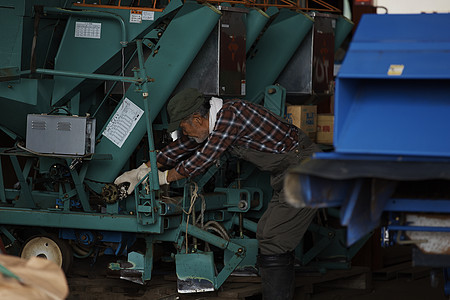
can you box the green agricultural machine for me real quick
[0,0,359,292]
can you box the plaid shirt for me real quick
[157,99,300,177]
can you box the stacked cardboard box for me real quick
[285,105,317,141]
[317,114,334,144]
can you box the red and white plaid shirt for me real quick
[157,99,300,177]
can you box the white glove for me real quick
[114,163,169,195]
[114,163,151,195]
[158,170,169,185]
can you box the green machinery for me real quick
[0,0,359,292]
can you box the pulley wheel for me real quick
[20,234,73,273]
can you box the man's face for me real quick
[179,114,209,143]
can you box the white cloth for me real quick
[209,97,223,134]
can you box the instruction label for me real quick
[75,22,101,39]
[102,98,144,148]
[142,11,155,21]
[130,10,142,23]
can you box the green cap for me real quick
[167,88,205,132]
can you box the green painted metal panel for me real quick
[0,207,168,233]
[85,2,221,184]
[0,0,70,70]
[50,6,165,106]
[245,8,269,53]
[0,79,52,138]
[224,238,258,270]
[176,252,216,289]
[0,12,23,69]
[334,15,354,51]
[245,9,314,100]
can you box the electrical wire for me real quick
[121,47,126,97]
[47,107,72,116]
[16,142,92,159]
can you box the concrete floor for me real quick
[65,256,449,300]
[310,275,447,300]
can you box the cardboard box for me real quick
[285,105,317,141]
[317,114,334,144]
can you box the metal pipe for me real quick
[43,7,128,47]
[136,39,159,191]
[389,225,450,233]
[32,68,142,84]
[232,216,258,233]
[181,221,228,250]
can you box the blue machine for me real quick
[285,13,450,294]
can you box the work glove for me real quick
[114,163,169,195]
[158,169,169,186]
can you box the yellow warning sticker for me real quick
[387,64,404,76]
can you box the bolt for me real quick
[268,88,276,94]
[153,49,158,55]
[237,248,244,253]
[129,211,134,215]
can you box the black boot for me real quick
[257,251,295,300]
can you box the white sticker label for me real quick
[387,64,404,76]
[142,11,155,21]
[241,80,246,96]
[102,98,144,148]
[75,22,101,39]
[130,10,142,23]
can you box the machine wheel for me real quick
[20,233,73,273]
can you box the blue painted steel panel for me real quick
[339,14,450,79]
[335,13,450,157]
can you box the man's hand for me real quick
[114,163,170,195]
[158,170,169,185]
[114,163,151,195]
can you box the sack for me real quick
[0,254,69,300]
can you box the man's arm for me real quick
[157,135,202,170]
[167,168,186,182]
[174,108,240,177]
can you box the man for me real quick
[115,88,319,299]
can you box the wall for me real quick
[375,0,450,14]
